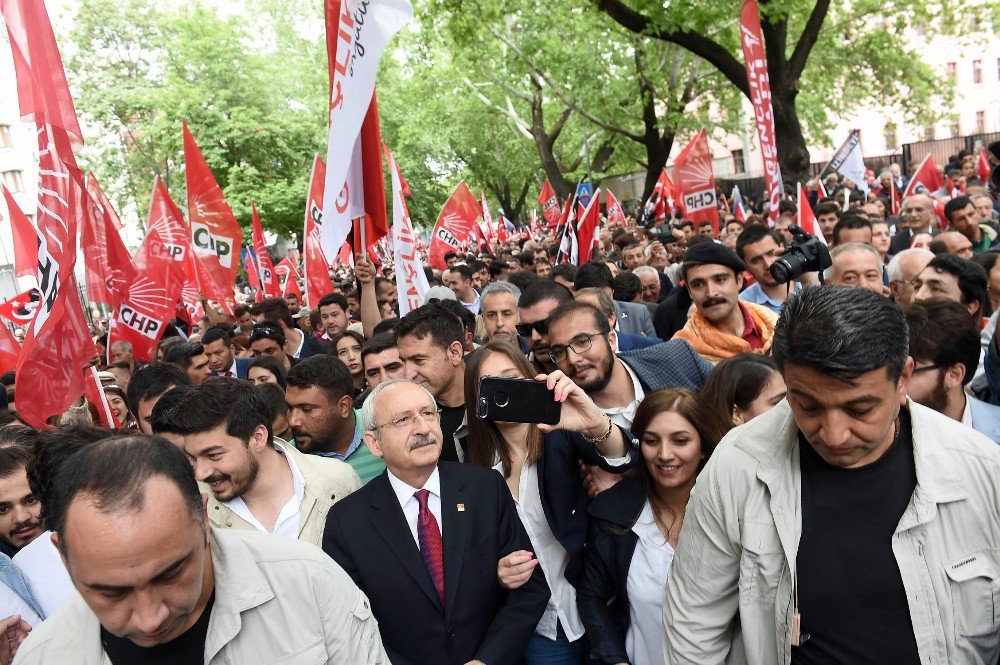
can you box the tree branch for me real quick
[788,0,832,81]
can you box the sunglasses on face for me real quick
[515,320,549,338]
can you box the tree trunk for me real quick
[772,88,810,183]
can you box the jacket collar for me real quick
[587,477,647,528]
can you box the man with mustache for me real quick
[164,378,360,546]
[285,355,386,484]
[322,378,551,665]
[672,242,779,363]
[0,447,42,557]
[516,280,574,373]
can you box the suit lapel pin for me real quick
[457,503,465,512]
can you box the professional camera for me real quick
[769,224,832,284]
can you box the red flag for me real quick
[645,170,676,222]
[740,0,784,222]
[816,178,828,200]
[303,156,335,308]
[275,258,304,301]
[797,183,826,244]
[890,178,900,216]
[605,189,626,225]
[251,202,281,298]
[0,288,40,326]
[538,180,561,228]
[575,190,601,265]
[183,122,241,306]
[0,324,20,375]
[85,172,123,230]
[977,147,991,185]
[901,154,945,199]
[81,174,136,307]
[673,128,720,234]
[429,181,482,269]
[243,248,264,302]
[0,184,38,278]
[83,366,119,429]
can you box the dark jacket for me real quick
[300,333,330,359]
[652,285,693,340]
[618,339,713,393]
[576,478,647,664]
[888,227,940,255]
[211,357,252,379]
[616,332,661,353]
[322,462,550,665]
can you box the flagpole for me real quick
[797,183,802,228]
[359,216,368,262]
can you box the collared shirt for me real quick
[961,393,974,429]
[739,302,764,350]
[599,359,645,431]
[313,410,386,484]
[460,292,481,315]
[315,410,364,462]
[387,467,442,547]
[739,282,798,315]
[626,501,674,665]
[491,457,585,642]
[224,444,304,538]
[223,360,237,378]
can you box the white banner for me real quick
[387,148,428,316]
[321,0,413,257]
[827,129,870,194]
[320,136,366,259]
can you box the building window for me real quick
[0,171,24,194]
[0,125,10,149]
[973,60,983,85]
[947,62,957,82]
[732,149,745,174]
[976,111,987,134]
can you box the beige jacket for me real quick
[206,439,361,546]
[664,399,1000,665]
[14,528,388,664]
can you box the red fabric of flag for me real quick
[303,156,335,307]
[575,190,601,265]
[251,202,281,298]
[901,154,945,199]
[81,175,136,308]
[429,181,482,269]
[0,184,38,278]
[605,189,626,225]
[0,324,20,375]
[538,180,561,228]
[673,128,720,234]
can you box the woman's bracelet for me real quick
[583,413,614,444]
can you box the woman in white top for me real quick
[464,340,634,664]
[576,388,729,664]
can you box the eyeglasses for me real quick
[913,362,949,374]
[376,407,440,431]
[548,332,608,363]
[515,320,549,338]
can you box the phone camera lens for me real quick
[494,391,509,407]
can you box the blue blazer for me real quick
[617,332,661,353]
[212,357,252,380]
[618,339,713,393]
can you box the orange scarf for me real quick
[672,301,778,363]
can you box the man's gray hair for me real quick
[111,340,133,352]
[633,265,659,280]
[831,242,881,264]
[887,248,935,282]
[360,378,437,437]
[574,287,615,318]
[480,281,521,303]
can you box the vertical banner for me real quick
[574,190,601,265]
[303,156,336,308]
[428,181,482,269]
[673,128,720,234]
[385,145,429,315]
[739,0,784,222]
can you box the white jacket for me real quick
[14,528,388,664]
[664,399,1000,665]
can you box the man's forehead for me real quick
[686,264,733,280]
[366,348,400,364]
[377,383,433,413]
[518,298,559,321]
[482,292,516,310]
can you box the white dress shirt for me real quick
[387,467,442,547]
[13,530,73,619]
[492,458,585,642]
[625,500,674,665]
[225,444,305,538]
[599,360,645,431]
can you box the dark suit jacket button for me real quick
[448,629,456,638]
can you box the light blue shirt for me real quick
[314,409,364,461]
[739,282,799,315]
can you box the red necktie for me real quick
[225,371,234,378]
[414,489,444,606]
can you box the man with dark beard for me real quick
[903,299,1000,442]
[545,301,712,429]
[285,355,387,483]
[165,377,361,546]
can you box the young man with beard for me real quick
[546,301,711,430]
[903,299,1000,442]
[516,280,574,373]
[165,378,360,545]
[672,242,779,363]
[285,355,386,484]
[0,447,42,557]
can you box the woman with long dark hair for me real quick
[700,353,786,427]
[576,388,728,664]
[464,340,633,664]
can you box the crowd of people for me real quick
[0,156,998,665]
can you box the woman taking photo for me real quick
[464,340,634,664]
[576,388,728,664]
[699,353,786,427]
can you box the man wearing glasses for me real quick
[516,281,574,373]
[889,194,941,255]
[545,301,711,430]
[323,378,551,665]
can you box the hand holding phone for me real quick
[476,376,561,425]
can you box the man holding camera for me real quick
[671,243,779,363]
[735,225,801,314]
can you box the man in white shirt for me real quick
[163,377,360,546]
[443,264,482,314]
[322,378,550,665]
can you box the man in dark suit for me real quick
[889,194,941,255]
[203,325,252,379]
[323,379,550,665]
[573,261,657,337]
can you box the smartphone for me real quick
[477,376,561,425]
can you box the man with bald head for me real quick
[887,248,934,306]
[931,231,974,259]
[890,195,940,255]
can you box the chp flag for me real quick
[250,202,281,298]
[673,128,720,234]
[605,189,626,225]
[303,156,336,308]
[274,258,304,301]
[825,130,870,194]
[739,0,783,222]
[429,181,482,270]
[81,172,136,308]
[385,145,429,316]
[538,179,561,228]
[320,0,411,260]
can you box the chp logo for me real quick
[0,289,41,325]
[191,223,235,268]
